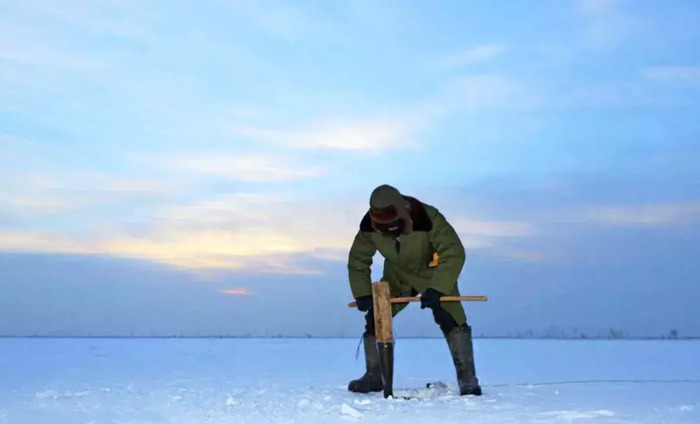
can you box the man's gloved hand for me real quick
[355,295,373,312]
[420,288,444,310]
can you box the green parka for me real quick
[347,196,468,324]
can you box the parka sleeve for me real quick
[347,230,377,298]
[428,209,466,294]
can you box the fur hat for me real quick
[368,184,412,227]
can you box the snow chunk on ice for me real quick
[541,410,616,419]
[394,381,454,399]
[340,403,363,419]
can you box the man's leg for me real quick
[348,267,410,393]
[430,285,482,396]
[348,311,383,393]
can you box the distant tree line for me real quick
[0,328,692,340]
[478,327,687,340]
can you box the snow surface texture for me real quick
[1,338,699,423]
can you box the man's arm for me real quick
[427,209,466,294]
[347,230,377,298]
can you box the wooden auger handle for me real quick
[348,295,487,308]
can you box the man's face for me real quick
[370,204,406,236]
[387,222,400,232]
[373,218,405,237]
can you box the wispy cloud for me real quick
[0,227,328,275]
[575,0,639,48]
[217,0,325,40]
[4,193,362,273]
[355,73,538,137]
[103,229,308,268]
[228,107,269,119]
[450,216,540,260]
[0,169,182,218]
[576,0,616,15]
[4,0,147,38]
[429,65,693,116]
[220,287,253,296]
[437,44,504,69]
[460,73,685,111]
[162,193,290,227]
[1,163,548,268]
[501,250,552,263]
[452,218,535,237]
[641,66,700,85]
[306,247,349,263]
[232,119,413,152]
[0,134,33,161]
[442,75,531,110]
[0,231,94,254]
[152,192,362,249]
[147,153,325,182]
[580,202,700,226]
[0,2,134,72]
[0,33,98,70]
[414,74,544,121]
[227,74,532,154]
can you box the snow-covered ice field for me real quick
[1,338,698,423]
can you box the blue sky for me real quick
[1,0,699,337]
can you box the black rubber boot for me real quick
[348,332,383,393]
[443,324,482,396]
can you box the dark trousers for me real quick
[363,305,458,335]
